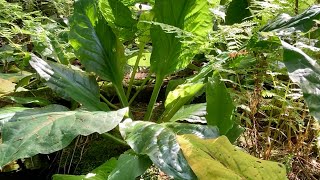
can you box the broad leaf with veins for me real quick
[69,0,128,106]
[30,54,108,111]
[0,108,128,167]
[119,119,219,179]
[177,135,287,179]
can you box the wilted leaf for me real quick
[0,108,128,167]
[177,134,287,180]
[0,78,16,96]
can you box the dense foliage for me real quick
[0,0,320,179]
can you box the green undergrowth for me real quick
[0,0,320,179]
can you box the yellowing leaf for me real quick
[0,78,16,96]
[177,135,287,180]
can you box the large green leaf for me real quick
[69,0,125,92]
[69,0,128,106]
[150,0,213,77]
[282,41,320,123]
[169,103,206,123]
[144,0,213,121]
[108,151,152,180]
[160,83,205,122]
[98,0,137,41]
[30,54,108,111]
[119,119,219,179]
[0,105,68,132]
[180,0,214,64]
[206,72,235,135]
[53,157,117,180]
[260,5,320,32]
[177,134,287,180]
[0,108,128,168]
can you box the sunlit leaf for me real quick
[119,119,219,179]
[69,0,125,87]
[98,0,137,41]
[127,53,151,67]
[0,78,16,96]
[177,134,287,180]
[150,0,213,77]
[261,5,320,32]
[137,11,154,44]
[161,83,204,122]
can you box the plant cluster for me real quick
[0,0,319,179]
